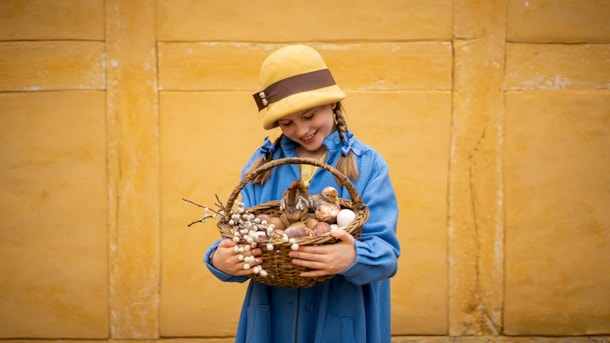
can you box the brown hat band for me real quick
[253,69,337,111]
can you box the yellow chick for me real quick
[308,186,340,212]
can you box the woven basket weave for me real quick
[217,157,369,288]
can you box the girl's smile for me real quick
[300,130,318,144]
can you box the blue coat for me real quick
[205,131,400,342]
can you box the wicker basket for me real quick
[217,157,369,288]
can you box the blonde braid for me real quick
[246,135,283,185]
[334,103,359,182]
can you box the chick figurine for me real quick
[279,180,310,224]
[308,186,340,212]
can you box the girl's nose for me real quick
[294,122,309,136]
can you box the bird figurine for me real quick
[279,180,310,225]
[308,186,340,212]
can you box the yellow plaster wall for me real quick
[0,0,608,341]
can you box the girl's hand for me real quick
[211,238,263,276]
[288,228,356,277]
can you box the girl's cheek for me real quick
[281,126,295,138]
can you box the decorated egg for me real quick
[336,209,356,227]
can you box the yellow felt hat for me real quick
[253,45,346,130]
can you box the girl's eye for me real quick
[303,111,315,120]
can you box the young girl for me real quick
[204,45,400,343]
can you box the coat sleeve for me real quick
[340,152,401,286]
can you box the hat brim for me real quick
[262,85,346,130]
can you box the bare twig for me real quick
[182,197,205,208]
[183,196,226,227]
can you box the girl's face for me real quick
[277,103,336,155]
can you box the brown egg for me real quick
[268,215,287,231]
[312,221,332,236]
[315,203,340,223]
[284,222,314,238]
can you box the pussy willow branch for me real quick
[183,194,227,227]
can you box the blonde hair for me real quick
[334,103,359,182]
[246,135,282,185]
[247,102,359,185]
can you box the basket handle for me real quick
[223,157,363,215]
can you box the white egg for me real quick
[336,209,356,227]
